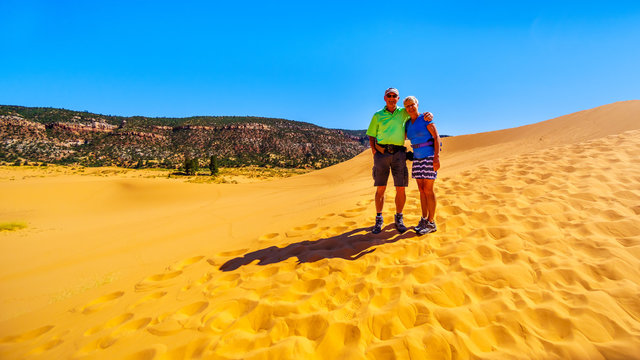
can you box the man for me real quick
[366,88,432,234]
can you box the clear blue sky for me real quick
[1,1,639,135]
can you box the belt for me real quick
[379,144,405,154]
[412,140,434,149]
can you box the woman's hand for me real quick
[433,156,440,171]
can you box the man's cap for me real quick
[384,88,399,96]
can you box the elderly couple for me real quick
[366,87,441,235]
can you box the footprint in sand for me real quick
[338,207,368,218]
[76,291,125,314]
[168,255,205,271]
[0,325,55,343]
[75,332,120,357]
[200,299,258,334]
[28,336,64,355]
[85,313,134,336]
[111,317,152,337]
[128,291,167,311]
[135,271,182,292]
[125,344,167,360]
[216,248,249,257]
[356,199,374,206]
[286,223,318,237]
[318,213,336,220]
[147,301,209,336]
[295,223,318,231]
[258,232,281,242]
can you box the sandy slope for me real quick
[0,101,639,359]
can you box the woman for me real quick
[404,96,440,235]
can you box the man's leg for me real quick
[393,186,407,233]
[375,186,386,213]
[372,152,391,234]
[390,151,409,233]
[372,186,386,234]
[395,186,406,214]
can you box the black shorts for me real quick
[372,150,408,187]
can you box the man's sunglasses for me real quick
[386,94,398,98]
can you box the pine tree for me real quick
[191,158,199,175]
[184,157,199,175]
[209,155,218,176]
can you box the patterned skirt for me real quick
[412,156,437,180]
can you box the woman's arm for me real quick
[427,123,441,171]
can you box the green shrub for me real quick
[0,222,27,232]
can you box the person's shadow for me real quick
[220,224,418,272]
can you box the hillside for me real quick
[0,105,368,169]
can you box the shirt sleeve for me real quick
[366,113,378,138]
[399,108,409,122]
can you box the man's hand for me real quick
[423,112,433,121]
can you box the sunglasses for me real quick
[386,94,398,98]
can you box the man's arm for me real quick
[367,113,383,155]
[369,136,383,154]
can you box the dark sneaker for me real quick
[372,215,384,234]
[415,218,429,235]
[425,220,437,233]
[395,213,407,233]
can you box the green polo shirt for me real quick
[366,107,409,146]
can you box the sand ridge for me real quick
[2,126,640,358]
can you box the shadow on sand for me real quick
[220,225,418,272]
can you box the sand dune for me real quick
[1,101,639,359]
[442,100,640,175]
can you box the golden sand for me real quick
[1,101,639,359]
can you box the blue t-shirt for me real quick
[405,114,435,158]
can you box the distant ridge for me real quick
[440,100,640,174]
[0,105,368,169]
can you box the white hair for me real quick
[403,96,418,106]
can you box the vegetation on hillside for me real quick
[0,105,368,169]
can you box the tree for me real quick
[192,159,199,175]
[209,155,218,176]
[184,157,199,175]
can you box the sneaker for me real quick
[372,215,384,234]
[425,220,437,233]
[415,218,429,235]
[395,213,407,233]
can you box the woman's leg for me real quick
[423,179,436,222]
[416,179,429,219]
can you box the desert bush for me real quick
[0,222,27,232]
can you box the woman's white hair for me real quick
[403,96,418,106]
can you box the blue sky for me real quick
[1,1,639,135]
